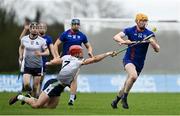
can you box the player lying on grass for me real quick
[9,45,115,108]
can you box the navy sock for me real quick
[114,95,121,103]
[122,93,128,99]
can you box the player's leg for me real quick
[68,79,77,105]
[111,62,138,109]
[9,91,50,108]
[31,67,43,98]
[44,97,59,108]
[40,66,46,90]
[28,78,63,108]
[111,61,130,109]
[124,63,138,93]
[33,76,41,98]
[111,82,126,109]
[23,73,32,93]
[9,79,64,109]
[68,70,79,106]
[42,79,64,108]
[121,63,138,109]
[21,68,33,105]
[21,91,50,108]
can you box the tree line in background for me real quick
[0,7,64,74]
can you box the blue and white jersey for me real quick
[123,26,155,65]
[59,29,88,56]
[21,35,47,69]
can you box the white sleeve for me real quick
[21,36,26,45]
[119,32,126,38]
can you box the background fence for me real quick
[1,74,180,92]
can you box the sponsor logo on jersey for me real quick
[31,41,34,45]
[36,41,39,45]
[68,35,72,37]
[138,33,143,38]
[143,35,147,38]
[73,35,76,39]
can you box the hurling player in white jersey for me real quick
[18,22,56,101]
[9,45,115,108]
[19,22,50,98]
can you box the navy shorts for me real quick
[123,60,144,76]
[43,79,65,97]
[24,67,42,76]
[43,66,46,73]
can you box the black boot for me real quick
[111,96,121,109]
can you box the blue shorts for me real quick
[123,60,144,76]
[43,79,65,97]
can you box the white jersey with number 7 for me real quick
[57,55,83,86]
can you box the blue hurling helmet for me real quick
[71,19,80,25]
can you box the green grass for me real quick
[0,92,180,115]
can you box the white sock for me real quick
[69,94,75,102]
[17,95,26,101]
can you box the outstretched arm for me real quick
[46,57,63,65]
[82,51,115,65]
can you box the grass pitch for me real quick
[0,92,180,115]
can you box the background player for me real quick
[18,22,56,97]
[19,22,49,98]
[54,19,94,105]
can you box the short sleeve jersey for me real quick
[123,26,154,64]
[59,29,88,56]
[57,55,83,85]
[21,35,47,68]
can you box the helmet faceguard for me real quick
[71,19,80,32]
[71,19,80,25]
[29,22,39,36]
[29,22,38,29]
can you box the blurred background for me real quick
[0,0,180,92]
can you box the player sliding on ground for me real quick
[9,45,115,108]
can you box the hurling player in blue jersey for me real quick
[38,22,56,71]
[111,13,160,109]
[54,18,93,105]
